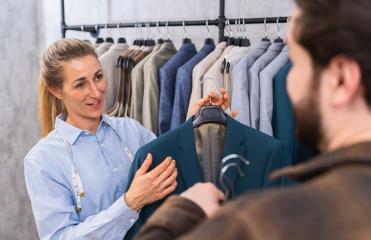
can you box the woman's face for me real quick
[57,55,106,124]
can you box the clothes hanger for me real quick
[182,21,192,44]
[262,18,271,42]
[156,22,165,44]
[240,19,251,47]
[226,19,236,46]
[165,21,172,43]
[204,20,215,45]
[274,17,284,43]
[219,154,250,199]
[103,24,114,43]
[94,25,104,43]
[145,22,156,46]
[193,77,227,127]
[116,24,127,43]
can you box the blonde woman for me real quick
[24,39,230,239]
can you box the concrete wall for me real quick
[1,0,294,238]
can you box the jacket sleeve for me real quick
[134,196,206,240]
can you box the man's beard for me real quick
[292,88,322,151]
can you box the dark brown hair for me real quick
[295,0,371,104]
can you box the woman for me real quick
[24,39,231,239]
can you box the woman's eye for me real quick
[96,74,103,81]
[76,82,85,89]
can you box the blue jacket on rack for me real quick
[158,43,198,135]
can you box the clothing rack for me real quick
[61,0,289,42]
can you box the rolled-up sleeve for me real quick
[24,157,139,240]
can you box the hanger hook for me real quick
[221,154,250,167]
[264,17,268,39]
[182,21,188,38]
[200,77,219,104]
[81,25,84,32]
[166,21,170,39]
[206,19,211,38]
[95,24,99,35]
[242,18,247,38]
[276,17,281,35]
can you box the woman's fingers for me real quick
[160,167,178,189]
[159,181,178,199]
[155,160,176,184]
[149,157,172,177]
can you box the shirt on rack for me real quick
[95,42,113,56]
[130,44,162,124]
[142,42,177,135]
[158,42,197,135]
[259,46,289,136]
[170,42,215,130]
[99,43,130,111]
[248,42,285,129]
[232,40,271,126]
[24,114,156,240]
[187,42,227,119]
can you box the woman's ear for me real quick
[48,86,63,100]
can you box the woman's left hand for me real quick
[188,88,238,118]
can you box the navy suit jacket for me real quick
[170,43,216,130]
[158,43,197,135]
[124,115,288,239]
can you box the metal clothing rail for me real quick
[61,0,289,42]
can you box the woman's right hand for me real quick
[125,153,178,212]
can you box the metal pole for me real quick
[61,0,66,38]
[218,0,226,42]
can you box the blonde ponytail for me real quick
[38,39,97,137]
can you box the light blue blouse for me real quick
[24,114,156,240]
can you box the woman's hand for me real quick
[125,153,178,212]
[188,88,238,118]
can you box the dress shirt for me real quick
[24,114,156,240]
[170,42,215,130]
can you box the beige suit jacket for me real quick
[95,42,113,56]
[99,43,129,111]
[186,42,227,119]
[130,44,162,123]
[142,42,177,135]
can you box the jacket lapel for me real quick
[216,116,247,194]
[176,119,203,188]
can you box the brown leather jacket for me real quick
[134,142,371,240]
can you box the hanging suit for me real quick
[158,43,197,135]
[259,46,289,136]
[123,115,287,239]
[187,42,227,119]
[99,43,129,111]
[170,42,215,130]
[142,42,177,135]
[130,44,162,124]
[249,42,285,130]
[272,63,316,168]
[231,41,271,126]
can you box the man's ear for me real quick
[48,86,63,100]
[328,55,362,107]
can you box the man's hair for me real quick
[295,0,371,105]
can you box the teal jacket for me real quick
[124,116,288,239]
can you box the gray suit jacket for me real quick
[130,44,162,124]
[259,46,289,136]
[95,42,113,56]
[99,43,129,111]
[249,42,284,129]
[142,42,177,135]
[187,42,227,119]
[232,41,271,126]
